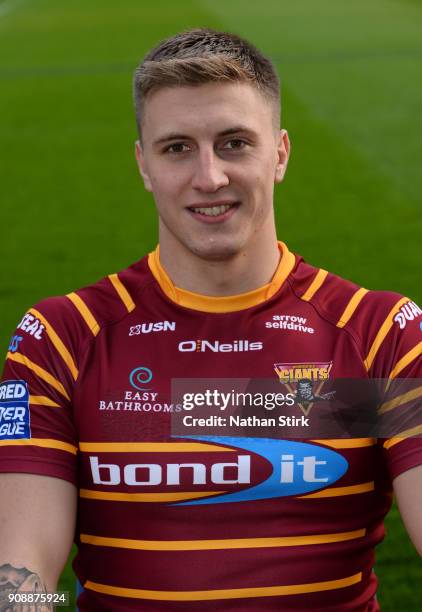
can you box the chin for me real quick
[187,238,242,262]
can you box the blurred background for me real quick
[1,0,421,609]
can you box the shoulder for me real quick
[289,255,416,332]
[5,255,153,383]
[289,255,421,377]
[25,255,152,341]
[3,256,154,409]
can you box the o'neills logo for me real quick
[179,339,263,353]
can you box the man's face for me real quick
[298,381,313,400]
[136,81,289,261]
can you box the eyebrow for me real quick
[152,125,257,146]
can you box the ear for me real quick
[135,140,153,192]
[274,129,290,184]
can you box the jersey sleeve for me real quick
[360,293,422,480]
[0,296,85,484]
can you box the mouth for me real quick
[187,202,239,223]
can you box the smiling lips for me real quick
[188,202,239,222]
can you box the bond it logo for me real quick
[88,437,348,505]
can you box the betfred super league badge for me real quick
[0,380,31,440]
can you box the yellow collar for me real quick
[148,242,296,313]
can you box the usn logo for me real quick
[129,321,176,336]
[88,437,348,505]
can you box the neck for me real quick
[158,232,281,297]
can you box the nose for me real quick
[191,148,229,192]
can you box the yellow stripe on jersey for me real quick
[80,490,224,502]
[301,269,328,302]
[378,385,422,415]
[6,352,70,401]
[80,528,366,551]
[0,438,77,455]
[148,247,178,303]
[29,308,78,380]
[66,292,100,336]
[388,341,422,379]
[364,296,409,371]
[299,482,374,498]
[108,274,136,313]
[79,442,234,453]
[383,424,422,450]
[265,244,297,300]
[30,395,61,407]
[336,288,369,328]
[148,242,296,313]
[310,438,376,448]
[84,573,362,601]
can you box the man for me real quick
[0,28,421,611]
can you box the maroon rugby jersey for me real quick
[1,242,421,611]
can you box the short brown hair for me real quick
[133,28,280,137]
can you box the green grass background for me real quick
[1,0,421,609]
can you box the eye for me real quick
[164,143,191,154]
[221,139,247,151]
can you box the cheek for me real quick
[151,168,186,197]
[246,153,277,185]
[150,175,172,201]
[150,175,186,221]
[247,164,275,198]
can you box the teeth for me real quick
[192,204,233,216]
